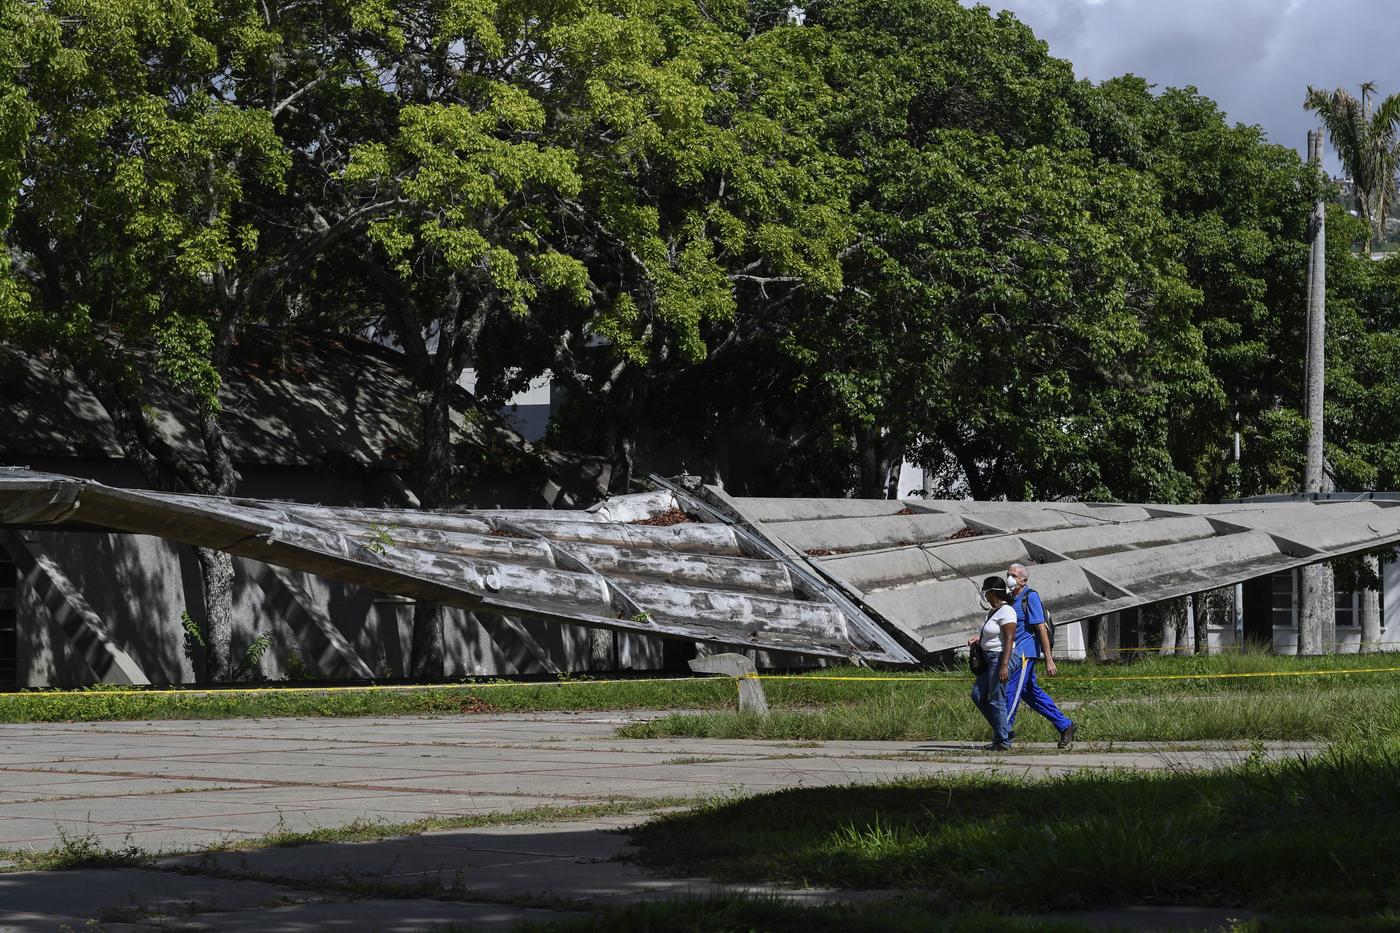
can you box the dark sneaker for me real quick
[1058,722,1077,749]
[982,742,1012,752]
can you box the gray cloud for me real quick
[966,0,1400,172]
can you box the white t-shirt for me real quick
[980,605,1017,655]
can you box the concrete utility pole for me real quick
[1298,129,1334,656]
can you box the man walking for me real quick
[1006,562,1076,748]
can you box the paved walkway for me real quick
[0,713,1314,930]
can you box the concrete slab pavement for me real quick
[0,712,1315,930]
[0,714,1316,852]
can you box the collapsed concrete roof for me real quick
[709,489,1400,658]
[4,468,1400,665]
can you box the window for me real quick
[1336,590,1359,629]
[0,543,14,687]
[1271,572,1296,628]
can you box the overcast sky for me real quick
[966,0,1400,173]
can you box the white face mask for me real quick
[1006,574,1019,590]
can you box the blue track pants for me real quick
[1007,658,1072,734]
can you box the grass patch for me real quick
[626,744,1400,921]
[619,682,1400,743]
[621,654,1400,744]
[0,678,738,723]
[0,796,695,872]
[2,827,149,871]
[3,653,1395,725]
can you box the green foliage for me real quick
[746,1,1322,501]
[1,0,1392,513]
[284,648,309,682]
[1306,82,1400,250]
[361,524,397,556]
[233,632,273,681]
[0,0,291,407]
[179,610,205,647]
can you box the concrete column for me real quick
[1298,129,1332,657]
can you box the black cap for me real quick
[981,575,1008,594]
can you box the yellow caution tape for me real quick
[755,666,1400,683]
[1,664,1396,702]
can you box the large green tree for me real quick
[1090,79,1319,501]
[0,0,381,680]
[752,0,1215,502]
[320,0,849,673]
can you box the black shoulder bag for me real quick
[969,610,993,675]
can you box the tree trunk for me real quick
[856,427,903,499]
[1156,604,1177,657]
[589,627,615,671]
[1192,593,1208,655]
[1196,588,1231,656]
[410,602,446,678]
[1088,615,1109,662]
[408,379,455,679]
[194,546,235,682]
[1299,129,1332,657]
[1298,564,1334,656]
[1151,597,1187,657]
[1361,555,1382,653]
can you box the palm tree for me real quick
[1305,82,1400,253]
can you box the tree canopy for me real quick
[3,0,1398,675]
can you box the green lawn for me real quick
[620,654,1400,744]
[624,742,1400,928]
[2,652,1395,727]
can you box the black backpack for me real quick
[1023,588,1056,651]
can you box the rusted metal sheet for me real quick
[6,468,1400,665]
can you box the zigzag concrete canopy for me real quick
[711,489,1400,655]
[4,468,1400,664]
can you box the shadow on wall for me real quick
[16,531,190,686]
[9,530,676,686]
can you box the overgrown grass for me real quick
[627,743,1400,922]
[3,652,1395,725]
[619,653,1400,743]
[619,680,1400,743]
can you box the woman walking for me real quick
[968,575,1024,751]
